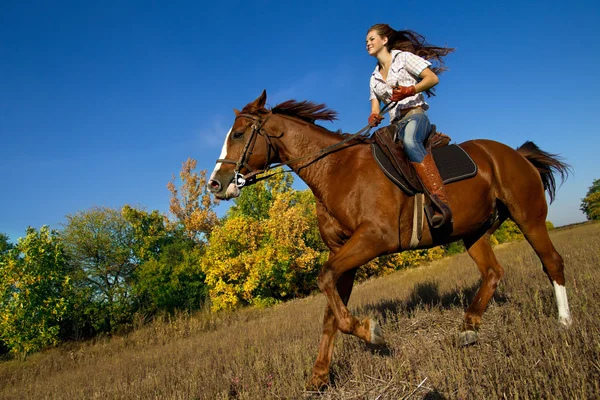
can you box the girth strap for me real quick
[408,193,425,249]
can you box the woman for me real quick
[366,24,454,228]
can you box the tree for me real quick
[134,241,206,315]
[202,174,328,311]
[580,178,600,220]
[120,205,208,316]
[227,168,293,221]
[0,233,13,255]
[121,205,169,262]
[491,219,524,245]
[0,226,71,356]
[167,158,219,246]
[61,207,136,334]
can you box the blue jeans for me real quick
[394,111,431,163]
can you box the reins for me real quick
[218,101,397,187]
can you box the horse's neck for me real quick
[275,118,340,159]
[274,116,351,196]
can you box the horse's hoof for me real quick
[306,375,328,392]
[458,330,478,346]
[369,319,386,345]
[559,315,572,327]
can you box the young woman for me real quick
[366,24,454,228]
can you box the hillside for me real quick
[1,223,599,399]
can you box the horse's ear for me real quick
[233,108,240,116]
[254,90,267,109]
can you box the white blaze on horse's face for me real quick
[210,127,231,177]
[209,127,240,200]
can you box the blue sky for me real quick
[1,0,599,242]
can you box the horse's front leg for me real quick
[316,224,388,344]
[309,269,357,390]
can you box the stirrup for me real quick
[425,194,453,228]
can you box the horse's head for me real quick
[208,90,275,200]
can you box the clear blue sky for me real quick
[1,0,599,242]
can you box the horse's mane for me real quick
[241,98,368,141]
[271,100,338,124]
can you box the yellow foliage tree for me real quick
[167,158,219,245]
[202,177,328,311]
[202,215,265,310]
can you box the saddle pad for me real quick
[371,143,478,195]
[433,144,478,184]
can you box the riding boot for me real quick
[411,153,453,228]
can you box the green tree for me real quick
[134,241,206,315]
[121,205,169,262]
[227,169,293,221]
[61,207,136,335]
[120,205,208,316]
[0,226,71,356]
[0,233,13,255]
[443,241,466,255]
[580,178,600,220]
[491,220,524,244]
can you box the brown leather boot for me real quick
[411,153,453,228]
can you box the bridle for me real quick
[216,101,396,188]
[216,112,277,187]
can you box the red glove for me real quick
[368,113,384,127]
[390,85,416,102]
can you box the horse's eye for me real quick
[233,131,244,139]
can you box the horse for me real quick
[207,90,572,389]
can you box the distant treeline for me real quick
[0,159,541,357]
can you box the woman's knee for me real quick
[412,114,431,141]
[402,119,427,162]
[403,120,419,148]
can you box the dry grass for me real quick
[1,223,599,399]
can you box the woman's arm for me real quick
[391,67,439,101]
[414,67,439,94]
[370,98,381,114]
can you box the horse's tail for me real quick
[516,141,571,204]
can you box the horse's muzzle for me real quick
[208,179,222,193]
[207,177,240,200]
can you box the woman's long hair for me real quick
[368,24,454,96]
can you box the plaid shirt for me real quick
[369,50,431,122]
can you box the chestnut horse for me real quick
[207,91,571,389]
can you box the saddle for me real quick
[371,125,477,196]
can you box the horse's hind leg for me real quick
[461,232,505,345]
[512,215,572,326]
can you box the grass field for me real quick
[1,223,599,399]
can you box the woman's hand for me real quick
[368,113,384,127]
[390,85,416,102]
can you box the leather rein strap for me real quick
[217,101,396,188]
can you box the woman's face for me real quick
[366,30,388,56]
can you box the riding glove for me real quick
[368,113,384,127]
[390,85,416,102]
